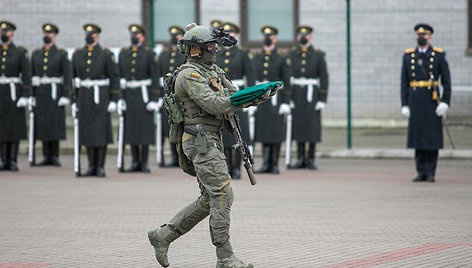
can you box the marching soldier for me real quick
[401,23,451,183]
[31,23,71,166]
[0,21,31,171]
[157,25,186,167]
[216,22,256,179]
[118,24,159,173]
[253,25,291,174]
[71,23,120,177]
[288,25,329,170]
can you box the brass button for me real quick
[132,53,137,57]
[43,66,48,71]
[264,62,269,67]
[1,58,5,62]
[43,58,48,63]
[412,73,416,77]
[86,68,90,72]
[131,60,136,65]
[131,68,135,73]
[301,67,306,73]
[169,66,174,71]
[88,52,92,56]
[87,59,91,64]
[411,53,415,57]
[302,53,306,57]
[265,56,269,60]
[2,51,6,55]
[263,70,268,75]
[225,51,231,56]
[170,59,175,64]
[44,52,49,56]
[430,58,434,62]
[428,86,431,90]
[171,52,176,57]
[301,60,306,65]
[1,65,5,70]
[224,59,229,64]
[431,52,435,56]
[410,59,415,64]
[411,66,415,70]
[224,67,229,72]
[429,64,433,69]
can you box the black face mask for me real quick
[43,36,52,44]
[417,36,428,47]
[263,36,272,47]
[1,34,9,43]
[131,36,139,45]
[85,34,95,45]
[299,36,308,45]
[170,35,178,45]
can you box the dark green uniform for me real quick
[0,38,31,171]
[31,45,71,163]
[216,45,256,178]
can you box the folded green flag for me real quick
[230,81,282,106]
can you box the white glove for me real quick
[157,98,164,110]
[146,101,159,111]
[117,99,127,112]
[16,97,29,108]
[107,101,117,113]
[401,106,410,118]
[120,78,127,89]
[278,103,291,115]
[57,97,70,107]
[315,101,326,111]
[243,106,257,116]
[435,102,449,117]
[28,96,36,107]
[71,103,78,117]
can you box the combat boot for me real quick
[148,225,180,267]
[216,255,253,268]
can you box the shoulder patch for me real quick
[433,47,444,53]
[404,48,415,53]
[190,72,200,78]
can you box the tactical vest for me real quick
[175,61,225,129]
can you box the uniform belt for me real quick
[32,76,64,100]
[74,78,110,104]
[0,76,21,102]
[290,77,320,103]
[121,78,151,103]
[256,80,277,106]
[409,80,438,88]
[231,79,245,90]
[184,123,222,133]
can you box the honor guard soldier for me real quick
[157,25,186,167]
[401,23,451,183]
[288,25,329,170]
[31,23,71,166]
[71,23,120,177]
[253,25,291,174]
[216,22,256,179]
[210,19,222,29]
[0,21,31,171]
[118,24,159,172]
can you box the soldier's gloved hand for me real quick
[401,106,410,118]
[57,97,70,107]
[146,101,159,111]
[16,97,29,108]
[435,102,449,117]
[278,103,291,115]
[120,78,127,89]
[315,101,326,111]
[71,103,78,117]
[117,99,127,112]
[107,101,117,113]
[28,96,36,107]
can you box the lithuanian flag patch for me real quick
[190,73,200,78]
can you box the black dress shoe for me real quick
[0,162,9,171]
[307,159,318,170]
[412,175,426,182]
[270,166,280,174]
[9,161,19,172]
[141,163,150,173]
[232,168,241,179]
[288,159,306,169]
[37,158,52,166]
[425,175,435,183]
[126,162,141,172]
[82,167,97,177]
[50,157,61,167]
[96,167,106,177]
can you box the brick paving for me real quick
[0,156,471,268]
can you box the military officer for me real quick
[253,25,291,174]
[216,22,256,179]
[288,25,329,170]
[401,23,451,183]
[31,23,71,166]
[148,23,253,268]
[210,19,222,29]
[0,21,31,171]
[157,25,186,167]
[71,23,120,177]
[118,24,159,173]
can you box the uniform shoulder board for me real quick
[102,47,112,54]
[17,46,27,53]
[120,46,128,53]
[432,47,444,53]
[33,48,42,54]
[314,48,326,57]
[58,48,68,56]
[404,48,415,53]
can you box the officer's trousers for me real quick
[164,131,234,260]
[415,149,438,177]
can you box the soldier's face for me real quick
[296,34,312,45]
[1,30,13,42]
[43,32,56,44]
[416,33,431,46]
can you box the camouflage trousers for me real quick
[164,131,234,259]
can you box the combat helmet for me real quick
[178,23,237,57]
